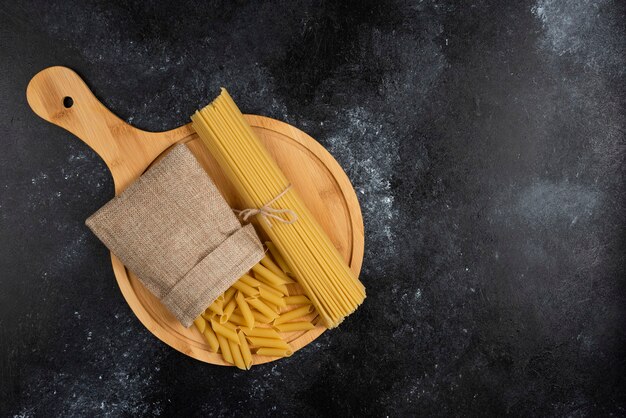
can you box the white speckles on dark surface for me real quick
[326,107,400,269]
[515,180,600,226]
[1,0,625,416]
[13,320,166,417]
[532,0,625,75]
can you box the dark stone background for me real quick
[1,0,624,416]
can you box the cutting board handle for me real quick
[26,66,193,194]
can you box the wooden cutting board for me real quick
[26,66,364,365]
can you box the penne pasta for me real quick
[259,255,293,283]
[273,305,314,325]
[251,309,274,324]
[265,241,291,275]
[240,327,282,339]
[237,330,253,369]
[258,283,284,298]
[211,319,239,343]
[255,276,289,295]
[220,298,237,324]
[235,291,255,328]
[259,287,286,307]
[273,321,315,332]
[221,321,238,331]
[246,297,279,320]
[229,339,246,370]
[227,313,247,327]
[203,326,220,352]
[284,295,311,306]
[231,280,260,297]
[264,300,281,314]
[201,310,215,321]
[207,299,224,316]
[193,241,322,369]
[217,334,233,364]
[256,347,293,358]
[193,316,206,334]
[239,274,263,289]
[215,298,224,311]
[246,336,290,350]
[252,264,293,286]
[223,287,237,305]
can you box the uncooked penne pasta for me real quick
[246,336,290,350]
[227,313,247,327]
[251,310,274,324]
[223,287,237,305]
[231,280,260,297]
[235,291,255,328]
[284,295,311,306]
[273,321,315,332]
[265,241,291,275]
[237,330,253,369]
[222,320,238,331]
[211,319,239,343]
[273,305,314,325]
[207,299,224,316]
[239,273,263,288]
[229,339,246,370]
[215,298,224,310]
[259,283,284,298]
[252,264,293,286]
[201,310,215,321]
[193,317,206,333]
[203,326,220,352]
[217,334,234,364]
[194,240,322,369]
[259,287,287,307]
[260,255,293,282]
[256,347,293,357]
[246,297,279,320]
[241,327,282,339]
[264,300,281,314]
[220,298,237,324]
[255,276,289,295]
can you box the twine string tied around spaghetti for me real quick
[234,185,298,227]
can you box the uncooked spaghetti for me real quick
[191,89,365,328]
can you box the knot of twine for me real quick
[234,185,298,227]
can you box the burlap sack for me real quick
[85,144,264,327]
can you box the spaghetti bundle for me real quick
[191,89,365,328]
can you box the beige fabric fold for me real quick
[85,143,264,327]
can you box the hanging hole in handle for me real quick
[63,96,74,108]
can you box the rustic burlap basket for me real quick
[85,144,264,327]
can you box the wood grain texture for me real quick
[26,66,364,365]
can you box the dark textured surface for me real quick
[1,0,625,416]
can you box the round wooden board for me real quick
[115,117,364,365]
[26,66,364,366]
